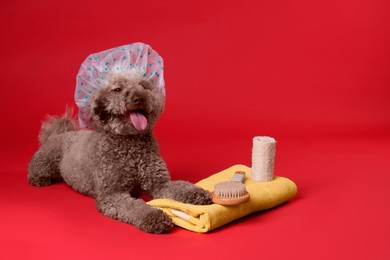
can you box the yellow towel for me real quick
[147,165,297,233]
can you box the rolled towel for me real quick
[147,165,297,233]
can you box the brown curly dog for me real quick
[28,73,212,234]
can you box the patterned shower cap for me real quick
[75,42,165,129]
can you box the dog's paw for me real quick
[155,180,213,206]
[177,185,213,205]
[138,208,174,234]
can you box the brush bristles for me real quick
[214,181,247,199]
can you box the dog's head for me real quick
[90,73,164,135]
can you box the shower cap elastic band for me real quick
[74,42,165,129]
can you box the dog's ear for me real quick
[139,79,154,90]
[91,93,111,123]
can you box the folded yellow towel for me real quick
[147,165,298,233]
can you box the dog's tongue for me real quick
[129,112,148,131]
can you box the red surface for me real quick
[1,0,389,259]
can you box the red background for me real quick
[1,0,389,259]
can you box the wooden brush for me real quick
[211,171,250,206]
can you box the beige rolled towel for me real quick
[251,136,276,181]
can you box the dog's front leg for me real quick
[152,180,213,205]
[141,156,212,205]
[96,192,173,234]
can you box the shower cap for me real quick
[75,42,165,129]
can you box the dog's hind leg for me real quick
[28,108,76,187]
[28,140,63,187]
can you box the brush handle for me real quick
[231,171,245,183]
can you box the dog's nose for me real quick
[131,94,145,105]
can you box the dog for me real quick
[28,72,212,234]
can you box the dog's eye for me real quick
[112,88,122,92]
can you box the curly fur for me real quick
[39,106,78,144]
[28,74,212,234]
